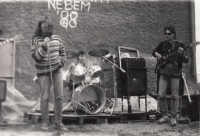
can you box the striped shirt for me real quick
[31,35,66,74]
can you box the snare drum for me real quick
[87,64,102,78]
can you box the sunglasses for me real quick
[165,33,172,35]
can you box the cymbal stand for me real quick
[100,54,127,115]
[62,64,92,114]
[101,69,113,113]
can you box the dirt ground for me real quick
[0,118,199,136]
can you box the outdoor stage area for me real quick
[0,82,156,125]
[1,82,199,125]
[23,94,158,125]
[0,83,199,136]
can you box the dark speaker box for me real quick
[121,58,146,68]
[0,80,7,102]
[120,68,147,96]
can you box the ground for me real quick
[0,118,199,136]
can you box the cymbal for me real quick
[66,51,78,59]
[88,49,109,57]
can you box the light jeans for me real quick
[158,75,180,117]
[38,68,63,124]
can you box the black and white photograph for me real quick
[0,0,199,136]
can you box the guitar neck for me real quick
[164,45,189,58]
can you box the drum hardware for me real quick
[62,63,106,114]
[101,53,114,63]
[62,84,106,114]
[62,98,92,114]
[62,63,85,114]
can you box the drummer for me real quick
[68,50,87,90]
[68,51,100,90]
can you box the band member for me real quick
[68,50,87,90]
[152,26,189,126]
[67,50,100,90]
[31,17,67,131]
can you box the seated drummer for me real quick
[67,50,101,90]
[68,50,87,90]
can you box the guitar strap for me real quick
[170,40,176,51]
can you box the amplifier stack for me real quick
[120,58,147,96]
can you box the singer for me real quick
[31,17,67,131]
[152,26,189,126]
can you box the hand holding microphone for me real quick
[44,37,49,42]
[41,37,49,50]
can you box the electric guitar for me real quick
[0,34,24,45]
[155,41,199,73]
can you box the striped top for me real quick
[31,35,66,74]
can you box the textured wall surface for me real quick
[0,0,198,100]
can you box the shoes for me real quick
[158,115,169,123]
[170,117,177,126]
[56,122,68,131]
[41,123,49,131]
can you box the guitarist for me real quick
[152,26,189,126]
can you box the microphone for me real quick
[44,37,50,50]
[44,37,49,42]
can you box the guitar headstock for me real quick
[189,41,200,47]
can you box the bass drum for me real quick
[73,85,106,114]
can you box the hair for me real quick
[164,25,176,39]
[77,50,86,57]
[77,50,86,66]
[32,17,53,40]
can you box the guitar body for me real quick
[157,58,169,69]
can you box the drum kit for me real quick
[62,49,126,115]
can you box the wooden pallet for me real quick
[24,112,117,125]
[24,110,157,125]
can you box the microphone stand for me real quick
[100,54,127,115]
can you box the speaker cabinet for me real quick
[0,80,7,102]
[119,58,147,96]
[121,58,146,68]
[120,68,147,96]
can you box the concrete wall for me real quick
[0,0,198,100]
